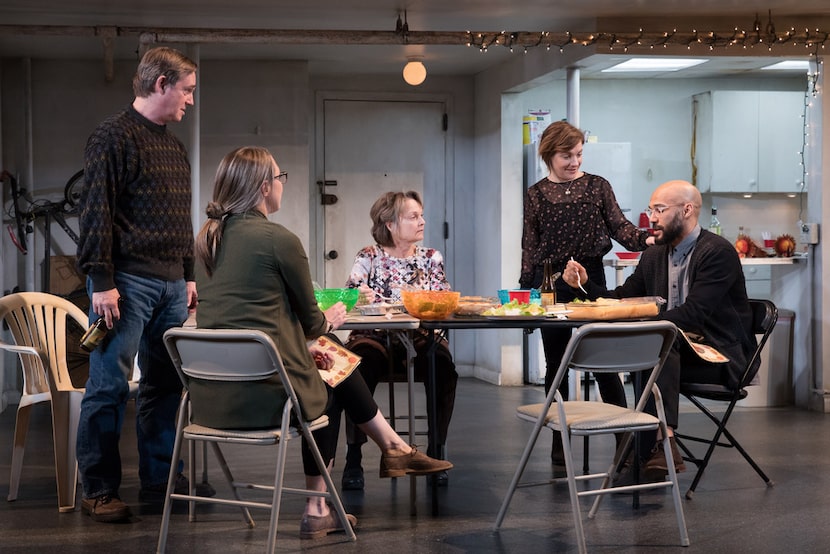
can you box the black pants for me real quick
[541,257,626,407]
[633,341,728,460]
[345,333,458,458]
[541,326,627,406]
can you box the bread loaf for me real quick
[566,298,659,320]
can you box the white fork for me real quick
[570,256,588,295]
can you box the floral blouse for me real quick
[346,244,450,302]
[519,173,648,288]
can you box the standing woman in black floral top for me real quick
[519,120,654,466]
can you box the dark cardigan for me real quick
[583,229,757,389]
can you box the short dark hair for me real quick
[132,47,197,98]
[537,120,585,172]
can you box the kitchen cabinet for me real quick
[693,90,804,193]
[743,263,771,299]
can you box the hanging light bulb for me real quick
[402,57,427,86]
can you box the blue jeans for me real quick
[77,271,187,498]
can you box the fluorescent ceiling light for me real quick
[602,58,708,72]
[761,60,810,71]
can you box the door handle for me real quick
[325,250,339,260]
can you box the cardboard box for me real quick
[49,255,85,296]
[46,255,91,386]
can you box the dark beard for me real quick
[653,212,684,245]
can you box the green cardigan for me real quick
[195,211,329,427]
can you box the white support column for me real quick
[187,45,201,236]
[566,67,580,127]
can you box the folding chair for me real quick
[494,321,689,553]
[675,298,778,499]
[158,328,356,553]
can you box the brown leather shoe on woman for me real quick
[379,445,454,478]
[299,511,358,539]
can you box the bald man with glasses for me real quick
[564,179,757,484]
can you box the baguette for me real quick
[566,298,659,320]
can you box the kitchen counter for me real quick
[605,253,806,286]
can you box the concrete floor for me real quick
[1,377,827,553]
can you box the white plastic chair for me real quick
[0,291,138,513]
[158,327,356,553]
[494,320,689,553]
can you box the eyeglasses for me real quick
[645,204,684,217]
[274,171,288,184]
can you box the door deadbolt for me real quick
[321,193,338,205]
[325,250,339,260]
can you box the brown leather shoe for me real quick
[643,436,687,479]
[81,494,132,523]
[300,511,357,539]
[380,445,453,478]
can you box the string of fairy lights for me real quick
[797,60,821,221]
[459,11,829,60]
[464,27,829,56]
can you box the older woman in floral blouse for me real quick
[341,190,457,490]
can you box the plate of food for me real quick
[482,299,547,318]
[358,302,404,316]
[484,315,548,321]
[454,296,500,316]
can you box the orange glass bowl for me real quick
[401,290,461,320]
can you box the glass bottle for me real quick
[540,260,556,309]
[79,316,108,352]
[708,206,722,236]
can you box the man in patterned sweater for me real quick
[76,46,199,522]
[564,180,756,483]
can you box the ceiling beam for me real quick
[1,24,827,52]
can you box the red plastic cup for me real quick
[508,290,531,303]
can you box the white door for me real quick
[321,99,447,287]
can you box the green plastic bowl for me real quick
[314,288,360,311]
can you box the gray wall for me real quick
[0,56,478,410]
[1,48,826,409]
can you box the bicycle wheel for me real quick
[2,170,29,253]
[63,169,84,212]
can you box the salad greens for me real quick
[482,299,546,316]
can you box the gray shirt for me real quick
[667,226,701,309]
